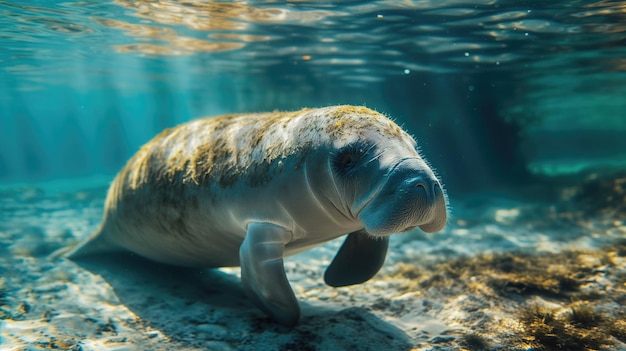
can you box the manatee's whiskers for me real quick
[65,105,447,326]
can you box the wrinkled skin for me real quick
[65,106,448,326]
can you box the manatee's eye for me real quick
[333,144,365,176]
[338,153,354,168]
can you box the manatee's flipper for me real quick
[239,222,299,326]
[324,229,389,287]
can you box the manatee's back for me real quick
[66,119,235,264]
[63,106,389,264]
[64,110,307,264]
[64,121,209,260]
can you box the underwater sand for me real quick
[1,175,625,351]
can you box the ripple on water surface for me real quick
[2,0,626,88]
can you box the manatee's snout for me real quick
[408,174,447,233]
[358,158,448,236]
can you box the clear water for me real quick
[2,1,626,350]
[2,0,626,190]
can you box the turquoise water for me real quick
[2,0,626,192]
[2,1,626,350]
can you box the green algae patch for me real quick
[386,241,626,350]
[393,241,626,300]
[519,303,621,351]
[459,333,491,351]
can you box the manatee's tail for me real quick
[48,224,119,260]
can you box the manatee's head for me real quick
[327,108,448,236]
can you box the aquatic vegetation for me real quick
[519,303,621,351]
[2,0,626,348]
[389,241,626,350]
[395,249,602,299]
[606,319,626,344]
[460,333,491,351]
[2,184,624,349]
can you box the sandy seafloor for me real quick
[1,174,625,351]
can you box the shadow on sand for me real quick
[73,253,414,350]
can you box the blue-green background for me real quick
[2,0,626,195]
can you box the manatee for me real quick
[66,105,448,326]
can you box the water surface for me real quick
[2,1,626,350]
[2,0,626,188]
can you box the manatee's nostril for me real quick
[434,183,441,193]
[414,182,431,205]
[415,180,442,206]
[415,182,428,196]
